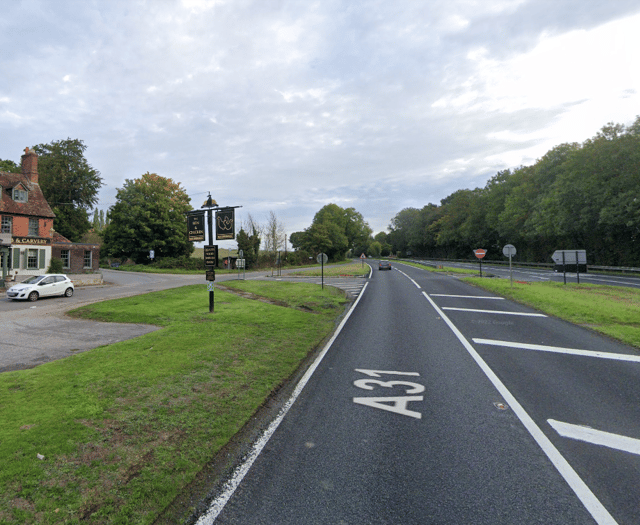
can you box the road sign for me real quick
[236,259,245,269]
[360,253,366,259]
[503,244,516,257]
[503,244,516,287]
[474,249,487,259]
[317,253,328,264]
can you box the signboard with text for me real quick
[187,211,206,242]
[216,208,235,240]
[204,245,218,268]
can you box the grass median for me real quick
[0,281,348,524]
[290,261,371,277]
[463,278,640,349]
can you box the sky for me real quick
[2,0,639,250]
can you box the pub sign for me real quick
[216,208,235,240]
[187,211,206,242]
[204,245,218,268]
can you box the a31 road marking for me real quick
[353,369,424,419]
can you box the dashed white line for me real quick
[549,420,640,456]
[431,294,504,299]
[419,290,617,525]
[473,339,640,363]
[441,307,547,317]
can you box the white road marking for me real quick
[548,420,640,456]
[473,339,640,363]
[353,396,423,419]
[195,282,370,525]
[394,268,421,288]
[419,290,617,525]
[355,369,420,377]
[441,307,547,317]
[431,294,504,299]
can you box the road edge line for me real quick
[195,282,370,524]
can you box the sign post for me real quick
[189,194,242,313]
[502,244,516,287]
[473,248,487,277]
[317,252,328,289]
[360,253,366,268]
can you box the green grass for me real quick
[463,278,640,349]
[396,260,481,275]
[290,261,371,277]
[0,282,348,524]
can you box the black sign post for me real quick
[189,194,242,313]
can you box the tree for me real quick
[33,138,103,241]
[102,172,193,264]
[237,225,260,269]
[263,210,286,258]
[0,159,20,173]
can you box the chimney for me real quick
[21,147,38,184]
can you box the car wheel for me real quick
[64,287,74,297]
[28,291,39,302]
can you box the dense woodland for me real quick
[384,118,640,266]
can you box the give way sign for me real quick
[474,249,487,259]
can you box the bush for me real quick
[152,256,206,270]
[47,257,64,273]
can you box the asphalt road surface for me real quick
[0,269,206,372]
[196,261,640,525]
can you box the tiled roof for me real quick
[51,231,72,243]
[0,171,56,218]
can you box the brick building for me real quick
[0,147,100,280]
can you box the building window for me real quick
[61,249,70,269]
[1,216,11,234]
[27,249,38,269]
[29,218,39,237]
[84,250,92,269]
[13,188,28,203]
[0,250,10,269]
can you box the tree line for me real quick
[382,117,640,266]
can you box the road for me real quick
[196,261,640,524]
[415,259,640,289]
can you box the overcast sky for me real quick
[2,0,639,249]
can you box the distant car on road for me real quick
[378,261,392,271]
[6,274,74,302]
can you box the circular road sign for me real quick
[474,249,487,259]
[317,253,328,264]
[503,244,516,257]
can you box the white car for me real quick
[6,274,74,302]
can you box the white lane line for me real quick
[441,307,547,317]
[420,290,617,525]
[473,339,640,363]
[395,268,421,289]
[548,420,640,456]
[195,282,370,525]
[431,294,504,299]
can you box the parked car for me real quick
[6,274,74,301]
[379,261,392,271]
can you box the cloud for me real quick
[1,0,640,240]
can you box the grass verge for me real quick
[290,261,371,277]
[0,282,348,524]
[463,278,640,349]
